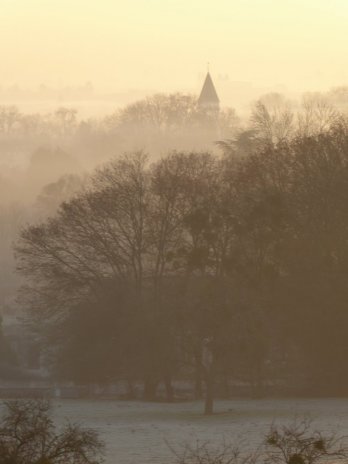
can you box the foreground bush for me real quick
[0,399,104,464]
[172,419,348,464]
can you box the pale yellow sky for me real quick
[1,0,348,93]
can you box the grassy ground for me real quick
[48,398,348,463]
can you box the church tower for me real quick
[197,71,220,112]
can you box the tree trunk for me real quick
[204,367,214,415]
[222,373,230,399]
[163,372,174,402]
[195,368,203,400]
[202,337,215,415]
[126,379,135,399]
[143,376,158,401]
[250,362,264,398]
[194,351,203,399]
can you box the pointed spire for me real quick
[198,72,220,110]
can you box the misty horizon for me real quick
[2,1,348,93]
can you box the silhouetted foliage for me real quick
[14,124,348,412]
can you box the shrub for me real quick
[0,399,104,464]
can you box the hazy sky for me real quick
[2,0,348,93]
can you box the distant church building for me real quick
[197,72,220,112]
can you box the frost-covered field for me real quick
[51,399,348,464]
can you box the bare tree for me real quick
[297,93,340,137]
[54,107,78,137]
[251,93,294,146]
[0,105,22,133]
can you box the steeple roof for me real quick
[198,72,220,106]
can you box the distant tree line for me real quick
[0,87,346,186]
[0,93,238,174]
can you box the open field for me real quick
[41,398,348,464]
